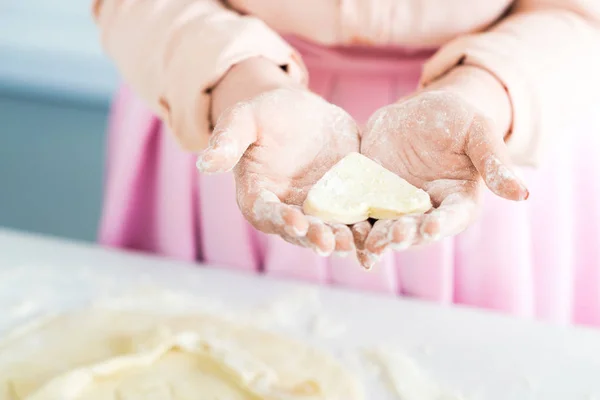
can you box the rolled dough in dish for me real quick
[303,153,431,224]
[0,310,363,400]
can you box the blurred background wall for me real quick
[0,0,119,242]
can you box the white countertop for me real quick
[0,1,119,103]
[1,227,600,399]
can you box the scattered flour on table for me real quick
[92,286,348,342]
[242,288,347,339]
[247,288,322,330]
[0,312,59,345]
[92,285,231,316]
[418,344,435,356]
[7,300,39,319]
[365,347,467,400]
[310,313,347,338]
[518,375,536,392]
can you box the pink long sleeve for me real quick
[421,0,600,166]
[228,0,512,47]
[93,0,306,152]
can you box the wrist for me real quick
[211,57,302,125]
[422,65,512,140]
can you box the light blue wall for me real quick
[0,1,118,242]
[0,93,109,242]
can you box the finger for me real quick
[246,190,339,258]
[306,217,336,257]
[481,155,529,201]
[364,220,395,255]
[280,233,310,248]
[331,224,355,256]
[366,216,422,254]
[465,115,529,201]
[269,214,338,257]
[281,206,311,237]
[352,221,371,252]
[250,190,309,237]
[197,103,257,174]
[352,221,380,270]
[419,192,479,242]
[282,224,337,257]
[358,251,381,271]
[388,216,420,250]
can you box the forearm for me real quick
[211,57,303,126]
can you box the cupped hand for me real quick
[197,86,360,257]
[358,90,529,267]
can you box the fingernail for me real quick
[389,241,411,251]
[421,232,440,242]
[333,251,350,258]
[420,223,441,242]
[511,168,530,201]
[485,157,528,194]
[511,179,530,201]
[197,148,221,172]
[386,229,405,251]
[315,247,333,257]
[292,225,308,237]
[360,252,381,270]
[198,137,238,172]
[506,169,530,199]
[196,153,213,172]
[284,225,307,237]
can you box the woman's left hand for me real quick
[357,88,529,267]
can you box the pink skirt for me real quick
[99,38,600,327]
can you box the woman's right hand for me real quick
[197,58,361,257]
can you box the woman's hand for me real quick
[197,58,360,256]
[358,67,529,266]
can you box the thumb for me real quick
[196,103,257,174]
[465,115,529,201]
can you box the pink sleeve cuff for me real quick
[97,0,307,152]
[420,5,600,168]
[160,17,307,152]
[420,34,540,167]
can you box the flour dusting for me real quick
[310,314,347,338]
[365,347,467,400]
[7,300,39,319]
[484,156,527,200]
[253,190,285,226]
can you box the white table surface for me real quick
[1,227,600,399]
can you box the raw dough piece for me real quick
[0,310,363,400]
[304,153,431,224]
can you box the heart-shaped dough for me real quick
[303,153,432,224]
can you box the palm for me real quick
[234,90,359,207]
[356,91,527,265]
[362,92,481,203]
[199,88,360,256]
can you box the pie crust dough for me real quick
[0,310,363,400]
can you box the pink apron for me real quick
[99,38,600,327]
